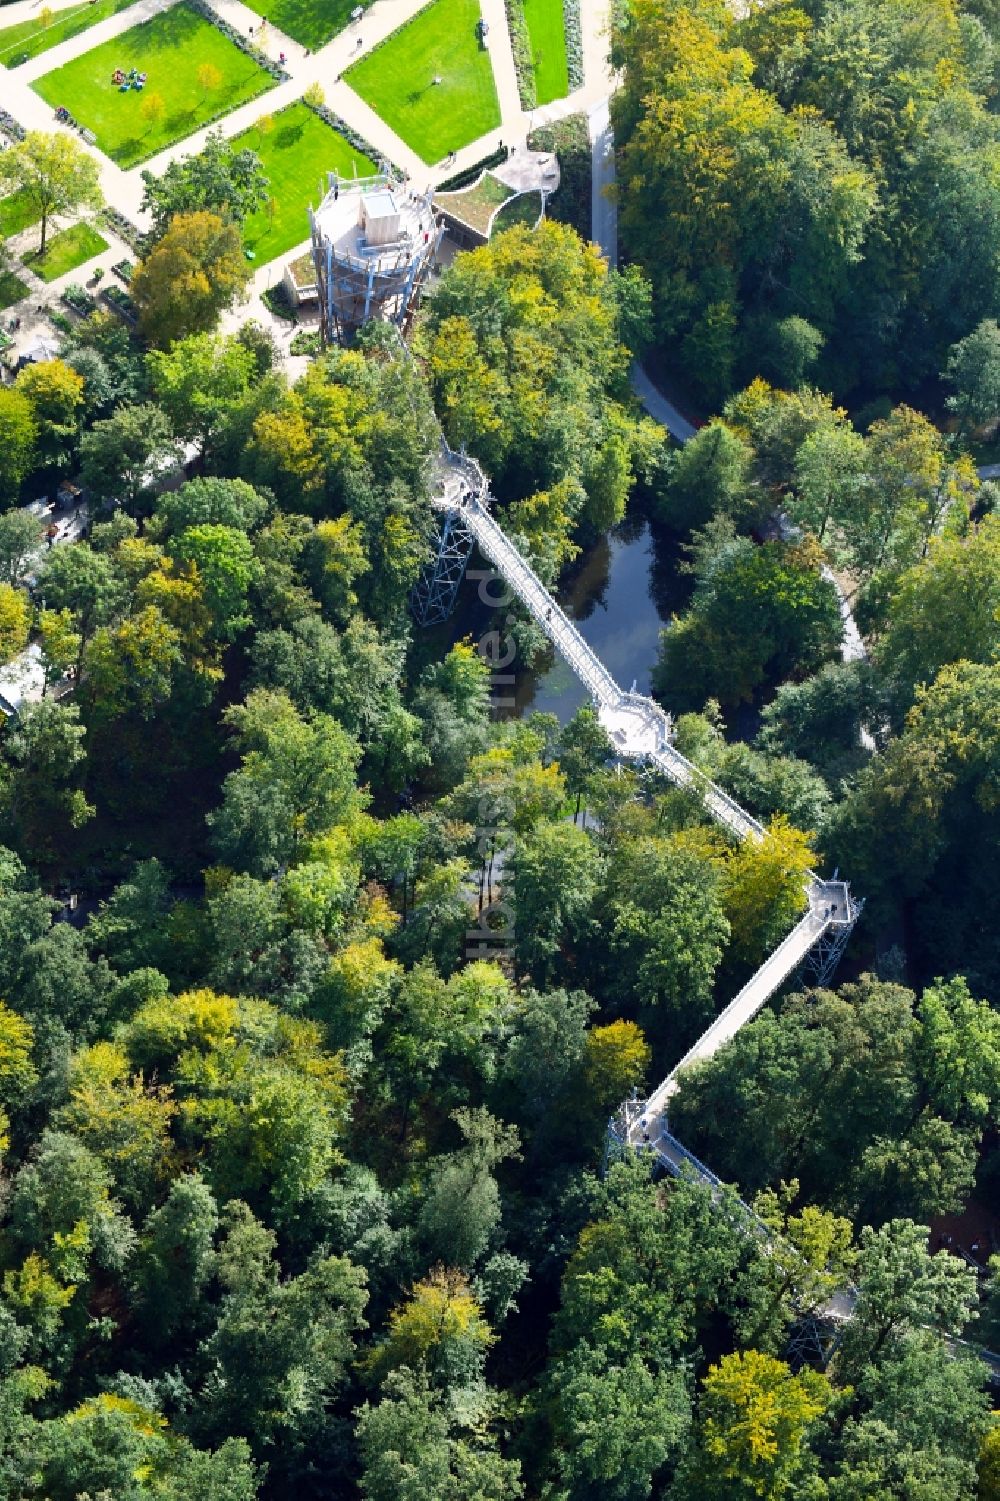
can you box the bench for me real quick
[80,127,97,145]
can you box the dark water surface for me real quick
[507,517,684,721]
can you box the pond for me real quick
[504,516,684,721]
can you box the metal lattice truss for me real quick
[411,507,476,627]
[787,1314,845,1371]
[802,894,865,987]
[309,172,443,345]
[411,447,487,626]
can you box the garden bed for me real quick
[62,281,99,316]
[504,0,535,110]
[262,283,296,322]
[102,283,137,323]
[289,327,321,355]
[102,207,145,254]
[0,109,26,142]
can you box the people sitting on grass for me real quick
[112,67,148,90]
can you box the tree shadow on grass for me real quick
[274,120,305,149]
[168,106,200,133]
[116,135,146,165]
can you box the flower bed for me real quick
[111,258,135,284]
[262,284,296,322]
[102,208,145,255]
[102,283,137,322]
[290,328,321,355]
[0,109,26,142]
[436,145,507,192]
[304,99,388,176]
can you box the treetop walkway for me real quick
[414,440,1000,1382]
[416,443,862,1108]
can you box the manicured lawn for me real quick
[522,0,567,105]
[345,0,500,165]
[263,0,355,50]
[231,103,375,264]
[0,0,138,69]
[22,220,108,280]
[0,269,29,309]
[0,187,41,237]
[32,3,276,167]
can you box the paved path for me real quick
[478,0,523,136]
[585,93,699,442]
[631,361,698,442]
[579,0,611,92]
[587,97,615,263]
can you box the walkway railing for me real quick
[642,903,829,1123]
[433,483,621,707]
[438,482,784,849]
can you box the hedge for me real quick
[504,0,536,110]
[564,0,583,88]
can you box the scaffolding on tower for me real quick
[309,168,444,344]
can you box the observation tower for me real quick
[308,169,443,344]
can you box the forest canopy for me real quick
[612,0,1000,406]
